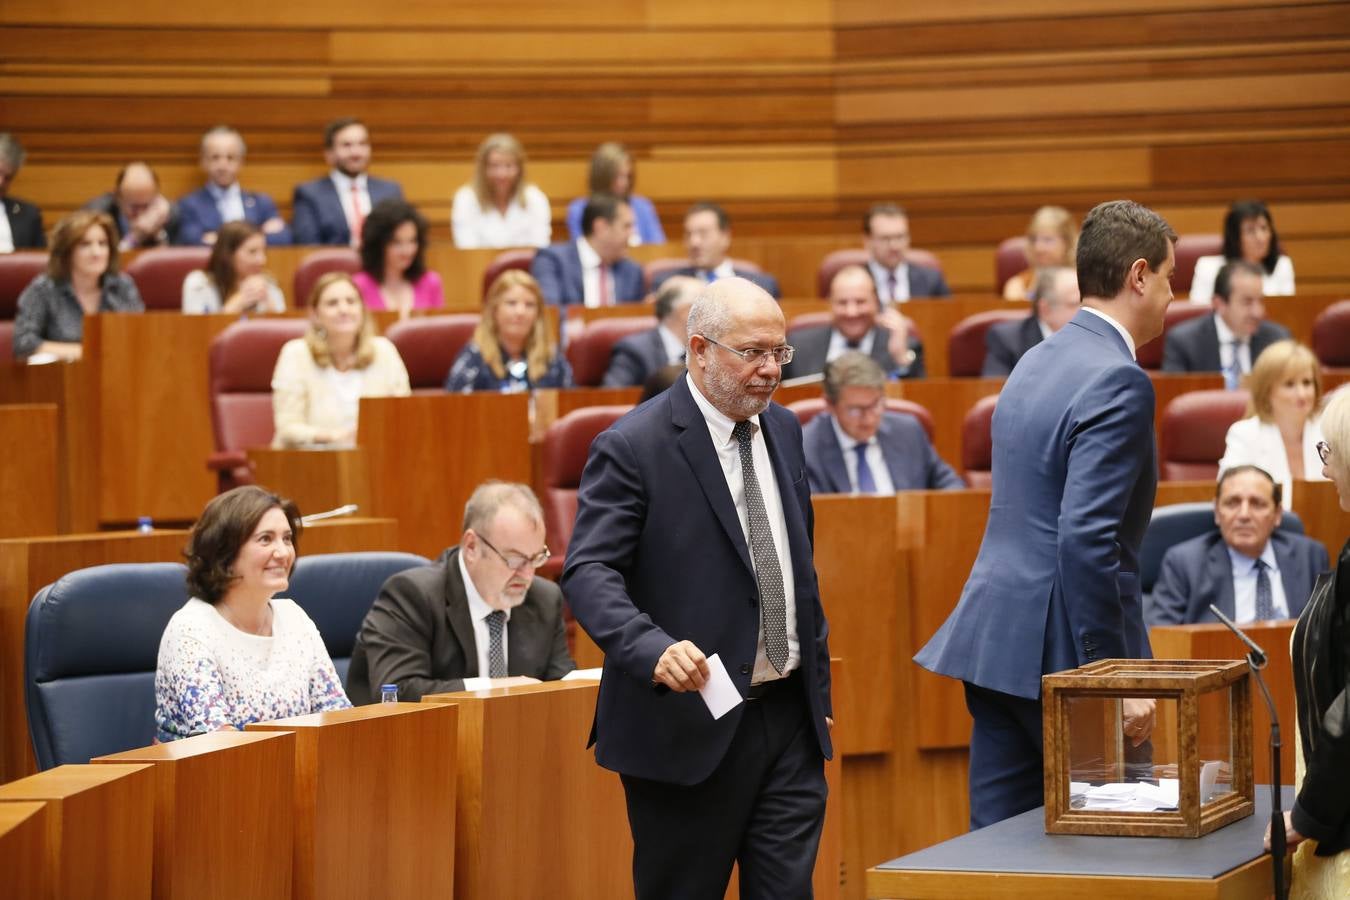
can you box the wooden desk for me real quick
[0,404,58,539]
[95,731,295,900]
[248,702,458,900]
[422,680,632,900]
[247,447,372,521]
[0,517,398,782]
[0,763,154,899]
[361,393,533,559]
[0,802,46,899]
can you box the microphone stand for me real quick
[1210,604,1285,900]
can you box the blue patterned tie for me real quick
[854,443,877,494]
[732,420,788,673]
[1223,341,1242,390]
[485,610,507,677]
[1254,560,1275,621]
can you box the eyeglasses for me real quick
[838,397,885,420]
[1317,441,1332,465]
[476,533,550,572]
[700,335,794,367]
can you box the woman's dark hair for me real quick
[1221,199,1282,274]
[206,220,262,300]
[360,198,428,282]
[185,485,303,604]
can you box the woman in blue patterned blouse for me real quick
[154,486,349,742]
[444,269,573,392]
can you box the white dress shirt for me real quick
[576,237,615,308]
[207,182,246,224]
[1228,542,1289,622]
[1212,313,1254,377]
[329,171,370,243]
[1081,306,1137,359]
[687,376,799,683]
[658,324,686,364]
[867,259,910,304]
[826,328,876,364]
[693,259,738,282]
[457,549,512,691]
[0,206,13,254]
[829,414,896,494]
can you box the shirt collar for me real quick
[206,182,240,201]
[1226,539,1279,571]
[1080,306,1137,359]
[829,327,874,356]
[711,259,736,279]
[576,236,601,269]
[457,546,511,624]
[1213,312,1241,346]
[687,372,759,448]
[658,323,686,362]
[829,411,874,454]
[330,170,367,192]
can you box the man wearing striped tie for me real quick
[1150,465,1329,625]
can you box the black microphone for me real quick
[1208,604,1268,668]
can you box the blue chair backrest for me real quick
[287,552,430,684]
[1140,501,1305,595]
[25,562,188,770]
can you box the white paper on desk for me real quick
[698,654,742,720]
[562,668,603,681]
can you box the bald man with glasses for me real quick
[802,351,964,494]
[346,480,574,704]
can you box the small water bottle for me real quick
[380,684,398,704]
[136,516,153,534]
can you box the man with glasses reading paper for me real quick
[563,277,834,899]
[346,481,574,704]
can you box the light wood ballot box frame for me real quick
[421,679,632,900]
[0,763,154,900]
[95,731,296,900]
[0,802,47,900]
[0,517,398,782]
[247,701,459,900]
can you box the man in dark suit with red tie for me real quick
[563,277,833,899]
[291,118,403,246]
[530,193,644,306]
[0,133,45,250]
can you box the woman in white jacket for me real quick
[1218,339,1328,503]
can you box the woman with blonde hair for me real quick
[450,133,551,249]
[564,142,665,245]
[13,209,143,360]
[1217,339,1327,503]
[181,220,286,315]
[1002,206,1078,301]
[270,271,410,447]
[444,270,572,392]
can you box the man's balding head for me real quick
[686,277,786,420]
[829,265,881,344]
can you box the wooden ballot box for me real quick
[422,680,632,900]
[95,731,296,900]
[248,702,459,900]
[0,763,154,900]
[0,802,47,900]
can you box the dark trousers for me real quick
[620,679,827,900]
[963,681,1045,831]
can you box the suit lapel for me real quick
[1208,540,1237,621]
[877,416,908,488]
[443,549,480,677]
[1197,317,1222,371]
[760,409,812,579]
[815,416,851,493]
[671,378,755,576]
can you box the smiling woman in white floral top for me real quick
[154,485,349,742]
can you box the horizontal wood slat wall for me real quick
[2,1,1348,292]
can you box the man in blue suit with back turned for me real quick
[563,277,833,898]
[915,200,1178,829]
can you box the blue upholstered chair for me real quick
[25,562,188,770]
[283,551,429,684]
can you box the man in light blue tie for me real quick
[800,351,964,494]
[1162,259,1289,384]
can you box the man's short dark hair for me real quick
[1213,259,1264,304]
[863,202,907,235]
[1216,464,1282,507]
[823,351,885,404]
[324,116,364,148]
[686,201,729,231]
[185,485,303,605]
[581,193,627,237]
[1075,200,1177,300]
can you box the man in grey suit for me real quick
[802,352,963,494]
[602,275,699,387]
[346,481,575,704]
[1150,465,1329,625]
[1162,259,1290,387]
[0,133,45,251]
[864,202,951,302]
[781,264,924,381]
[982,266,1081,376]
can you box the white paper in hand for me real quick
[698,653,743,720]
